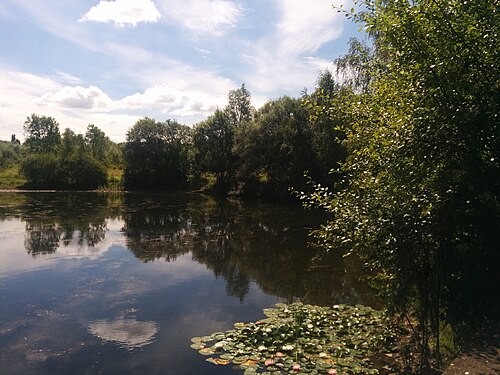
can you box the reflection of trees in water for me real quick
[9,191,376,306]
[121,194,377,307]
[21,193,120,256]
[0,194,28,219]
[122,195,199,262]
[25,223,61,255]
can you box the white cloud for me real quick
[39,86,114,111]
[171,97,219,117]
[120,84,182,110]
[158,0,243,36]
[0,63,235,142]
[54,71,83,85]
[275,0,346,55]
[38,82,224,119]
[0,66,61,140]
[119,84,222,117]
[0,65,136,141]
[81,0,161,27]
[240,0,347,95]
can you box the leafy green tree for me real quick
[59,153,107,189]
[303,70,348,184]
[124,118,192,190]
[334,37,375,93]
[0,141,23,168]
[21,116,109,190]
[225,83,254,126]
[85,124,111,163]
[234,96,317,198]
[60,128,86,159]
[20,153,60,188]
[315,69,338,97]
[305,0,499,370]
[193,109,236,194]
[23,114,61,154]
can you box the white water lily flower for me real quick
[282,344,294,351]
[258,345,267,351]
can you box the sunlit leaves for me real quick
[304,0,499,369]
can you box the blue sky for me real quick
[0,0,359,141]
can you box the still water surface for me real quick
[0,192,376,374]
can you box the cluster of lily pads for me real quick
[191,302,396,374]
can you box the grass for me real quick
[0,165,125,191]
[0,166,26,189]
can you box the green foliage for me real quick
[86,124,111,162]
[23,114,61,154]
[20,152,107,190]
[124,117,192,190]
[0,141,23,168]
[60,128,86,159]
[304,0,500,369]
[59,154,107,190]
[302,71,350,184]
[233,96,317,199]
[334,38,375,93]
[192,302,396,374]
[20,117,112,190]
[21,153,60,188]
[225,83,254,126]
[193,110,236,193]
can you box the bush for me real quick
[21,153,107,190]
[21,154,60,188]
[59,154,107,190]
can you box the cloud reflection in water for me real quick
[88,319,159,350]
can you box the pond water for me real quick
[0,192,377,374]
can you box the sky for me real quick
[0,0,359,142]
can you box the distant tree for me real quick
[225,84,254,126]
[85,124,111,162]
[315,69,338,97]
[0,141,23,167]
[334,38,375,93]
[302,70,349,184]
[60,128,86,159]
[106,141,124,166]
[23,114,61,154]
[124,118,192,190]
[21,116,109,190]
[59,153,107,189]
[20,153,60,188]
[193,110,236,193]
[234,96,317,198]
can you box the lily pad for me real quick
[191,302,395,374]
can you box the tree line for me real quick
[18,115,122,189]
[13,77,345,197]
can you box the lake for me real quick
[0,192,376,374]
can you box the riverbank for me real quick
[443,323,499,375]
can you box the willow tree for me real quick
[305,0,499,370]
